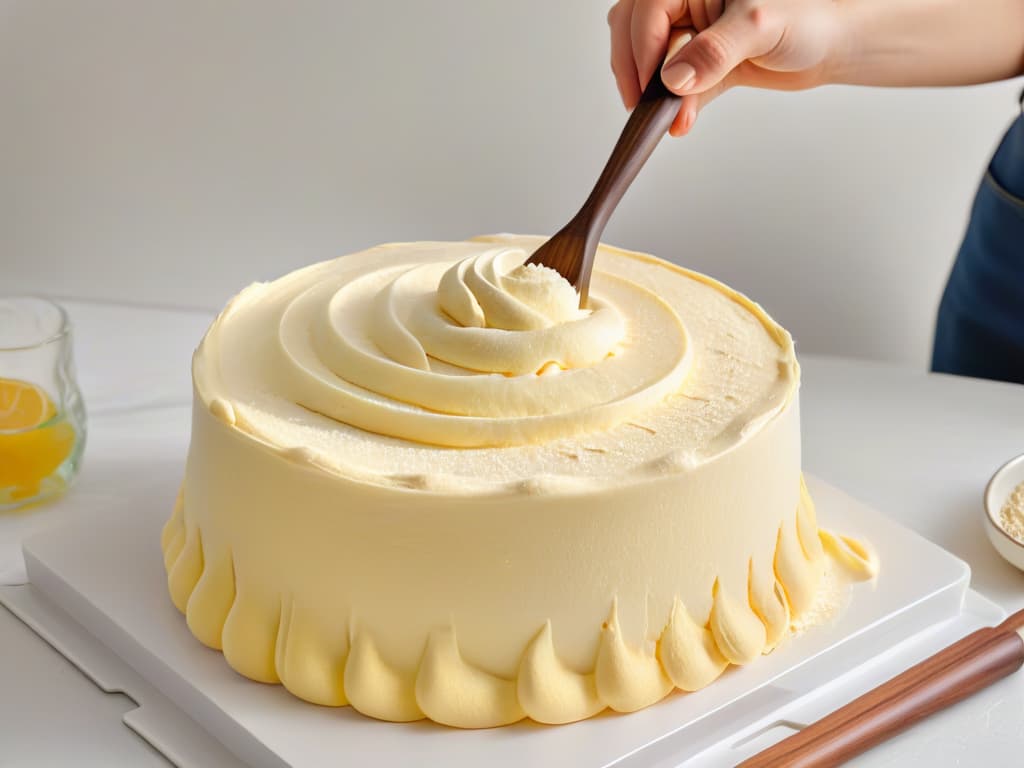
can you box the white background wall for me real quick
[2,1,1021,366]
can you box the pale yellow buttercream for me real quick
[164,235,875,728]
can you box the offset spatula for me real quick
[527,54,683,306]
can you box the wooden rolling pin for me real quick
[741,608,1024,767]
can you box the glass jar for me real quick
[0,297,86,511]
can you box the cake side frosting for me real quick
[164,236,877,728]
[163,456,852,727]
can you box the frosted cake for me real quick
[161,235,875,728]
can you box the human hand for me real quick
[607,0,844,135]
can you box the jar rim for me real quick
[0,296,71,352]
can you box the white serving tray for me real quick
[0,470,996,768]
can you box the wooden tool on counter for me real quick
[742,607,1024,767]
[526,52,683,306]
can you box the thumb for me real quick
[660,3,780,94]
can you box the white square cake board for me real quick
[0,462,1002,768]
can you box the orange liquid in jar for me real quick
[0,377,76,506]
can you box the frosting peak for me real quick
[438,247,583,331]
[428,247,622,374]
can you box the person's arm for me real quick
[831,0,1024,87]
[608,0,1024,136]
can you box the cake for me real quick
[161,234,875,728]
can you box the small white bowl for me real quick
[984,452,1024,572]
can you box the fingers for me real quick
[686,0,723,31]
[608,0,641,109]
[610,0,774,123]
[661,1,782,96]
[630,0,689,91]
[704,0,725,26]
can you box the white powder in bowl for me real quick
[999,481,1024,545]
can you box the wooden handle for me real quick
[741,610,1024,767]
[528,70,681,303]
[577,71,681,236]
[572,72,680,300]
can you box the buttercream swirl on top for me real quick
[270,245,693,448]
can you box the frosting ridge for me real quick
[269,244,690,447]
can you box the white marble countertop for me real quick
[2,301,1023,766]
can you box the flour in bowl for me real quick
[999,481,1024,545]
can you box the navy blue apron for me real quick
[932,89,1024,384]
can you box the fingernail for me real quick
[662,61,696,91]
[682,108,697,134]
